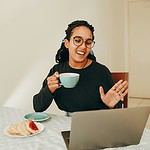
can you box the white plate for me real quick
[4,122,45,138]
[24,112,50,122]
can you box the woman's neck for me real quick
[69,59,92,69]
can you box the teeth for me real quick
[77,51,84,55]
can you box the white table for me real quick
[0,106,150,150]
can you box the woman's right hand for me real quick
[47,72,61,93]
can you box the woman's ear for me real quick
[64,39,69,48]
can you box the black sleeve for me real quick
[115,101,123,108]
[33,67,56,112]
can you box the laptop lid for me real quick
[68,106,150,150]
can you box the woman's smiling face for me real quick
[64,26,93,65]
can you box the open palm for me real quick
[99,80,128,108]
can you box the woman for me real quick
[33,20,128,113]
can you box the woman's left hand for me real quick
[99,80,128,108]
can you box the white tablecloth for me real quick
[0,106,150,150]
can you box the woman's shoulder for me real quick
[50,62,68,73]
[92,61,111,72]
[54,62,68,68]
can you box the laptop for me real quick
[61,106,150,150]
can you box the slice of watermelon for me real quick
[28,120,39,131]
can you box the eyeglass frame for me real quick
[71,36,95,48]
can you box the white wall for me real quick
[0,0,126,113]
[128,0,150,98]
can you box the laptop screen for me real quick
[61,106,150,150]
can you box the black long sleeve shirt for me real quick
[33,61,121,112]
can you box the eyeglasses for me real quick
[72,36,95,48]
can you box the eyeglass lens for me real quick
[73,36,95,48]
